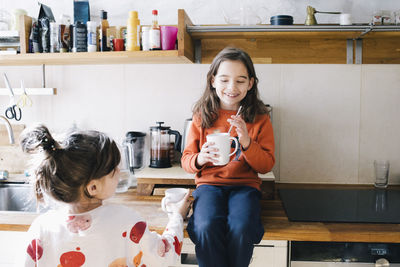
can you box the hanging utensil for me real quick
[305,6,341,25]
[3,73,22,121]
[17,80,32,108]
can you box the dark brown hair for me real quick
[20,124,121,203]
[193,47,269,128]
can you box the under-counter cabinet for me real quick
[173,239,288,267]
[0,231,27,267]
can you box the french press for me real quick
[149,122,181,168]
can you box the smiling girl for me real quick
[181,47,275,267]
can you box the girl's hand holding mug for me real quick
[196,141,220,167]
[227,115,251,149]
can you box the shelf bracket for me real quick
[194,39,202,64]
[346,39,354,64]
[0,64,56,95]
[355,39,363,64]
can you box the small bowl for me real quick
[270,15,293,25]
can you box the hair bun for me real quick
[42,137,57,151]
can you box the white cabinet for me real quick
[250,240,288,267]
[0,231,27,267]
[172,239,288,267]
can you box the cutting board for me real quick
[0,124,25,146]
[0,124,28,173]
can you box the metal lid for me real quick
[150,122,170,130]
[126,131,146,138]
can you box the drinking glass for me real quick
[374,160,390,189]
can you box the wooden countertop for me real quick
[1,184,400,243]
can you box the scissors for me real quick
[17,80,32,108]
[3,73,22,121]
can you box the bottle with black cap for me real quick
[99,10,109,51]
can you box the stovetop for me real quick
[279,188,400,224]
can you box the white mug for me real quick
[206,133,239,166]
[161,188,188,213]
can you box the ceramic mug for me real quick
[206,133,239,166]
[161,188,188,213]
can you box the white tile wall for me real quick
[358,65,400,185]
[279,65,361,183]
[1,64,400,184]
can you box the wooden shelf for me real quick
[0,12,194,66]
[0,50,192,66]
[1,10,399,65]
[181,17,400,64]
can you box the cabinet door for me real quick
[250,241,288,267]
[0,231,27,267]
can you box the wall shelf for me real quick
[0,50,192,66]
[181,11,400,64]
[0,10,399,65]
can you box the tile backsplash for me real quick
[0,64,399,185]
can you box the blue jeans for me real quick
[187,185,264,267]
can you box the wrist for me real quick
[242,138,251,151]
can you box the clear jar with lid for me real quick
[141,26,150,51]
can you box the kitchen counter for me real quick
[1,183,400,243]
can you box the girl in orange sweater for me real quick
[181,47,275,267]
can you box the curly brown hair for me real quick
[20,124,121,203]
[193,47,269,128]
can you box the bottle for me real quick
[126,11,140,51]
[50,22,59,53]
[99,10,109,51]
[149,10,161,50]
[141,26,150,51]
[71,21,87,52]
[87,21,97,52]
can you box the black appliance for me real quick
[279,188,400,224]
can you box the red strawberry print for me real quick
[59,247,85,267]
[173,236,182,256]
[27,239,43,262]
[122,231,127,237]
[162,238,171,252]
[130,221,146,244]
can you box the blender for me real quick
[120,131,146,191]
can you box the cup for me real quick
[112,38,125,51]
[374,160,390,189]
[206,133,239,166]
[340,13,352,25]
[161,188,188,213]
[160,26,178,50]
[116,169,133,193]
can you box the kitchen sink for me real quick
[0,183,45,213]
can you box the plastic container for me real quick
[126,11,140,51]
[141,26,150,51]
[86,21,97,52]
[71,21,87,52]
[160,26,178,50]
[270,15,293,25]
[50,22,59,52]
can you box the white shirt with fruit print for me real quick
[21,204,183,267]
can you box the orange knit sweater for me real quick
[181,109,275,190]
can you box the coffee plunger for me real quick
[149,122,181,168]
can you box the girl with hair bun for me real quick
[20,124,191,267]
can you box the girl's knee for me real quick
[194,217,225,235]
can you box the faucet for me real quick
[0,115,15,144]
